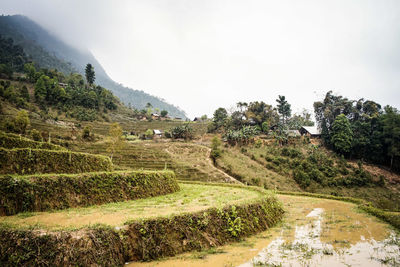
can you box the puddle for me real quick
[126,195,400,267]
[241,208,400,267]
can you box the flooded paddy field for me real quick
[128,194,400,267]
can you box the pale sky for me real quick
[2,0,400,118]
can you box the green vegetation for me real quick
[0,148,112,175]
[0,183,269,229]
[225,125,260,146]
[85,63,95,85]
[0,131,64,150]
[106,122,125,161]
[170,123,194,140]
[0,68,119,122]
[0,170,179,215]
[0,35,27,78]
[276,95,291,124]
[331,114,353,155]
[0,13,399,267]
[215,145,300,191]
[314,91,400,171]
[216,142,400,211]
[210,136,222,164]
[0,183,283,265]
[0,15,187,118]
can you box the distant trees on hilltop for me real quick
[314,91,400,171]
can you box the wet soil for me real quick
[127,194,399,267]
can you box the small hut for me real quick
[300,126,321,138]
[153,129,162,138]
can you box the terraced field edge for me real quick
[0,131,65,150]
[0,148,112,175]
[0,170,179,215]
[0,189,284,266]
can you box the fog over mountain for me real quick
[2,0,400,118]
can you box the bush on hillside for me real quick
[170,124,193,140]
[29,129,42,141]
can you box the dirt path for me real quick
[202,146,242,184]
[128,194,399,267]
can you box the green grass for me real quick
[0,183,267,231]
[216,146,300,191]
[217,143,400,211]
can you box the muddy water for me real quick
[127,194,400,267]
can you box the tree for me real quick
[213,107,228,129]
[331,114,353,155]
[246,101,278,127]
[106,123,125,162]
[314,91,354,144]
[20,85,30,101]
[276,95,291,124]
[85,63,95,85]
[161,110,168,117]
[34,75,48,105]
[14,110,30,134]
[24,63,36,82]
[382,106,400,170]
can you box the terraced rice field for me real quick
[0,183,265,230]
[72,141,237,183]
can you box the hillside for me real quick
[0,15,187,118]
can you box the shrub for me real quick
[29,129,42,141]
[144,129,154,139]
[14,110,30,134]
[293,169,311,188]
[171,124,193,140]
[164,130,171,138]
[210,136,222,164]
[82,126,92,140]
[254,139,263,148]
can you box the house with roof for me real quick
[153,129,162,138]
[299,126,321,138]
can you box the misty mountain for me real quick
[0,15,187,118]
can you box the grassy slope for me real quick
[0,183,266,230]
[216,142,400,211]
[216,146,300,191]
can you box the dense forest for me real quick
[314,91,400,171]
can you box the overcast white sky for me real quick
[2,0,400,118]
